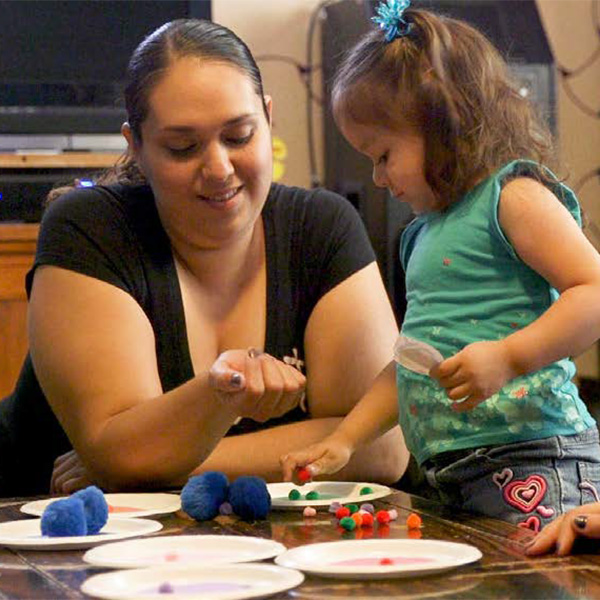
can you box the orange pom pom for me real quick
[406,512,422,529]
[351,513,363,527]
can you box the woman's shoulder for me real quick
[41,183,154,227]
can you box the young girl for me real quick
[281,0,600,531]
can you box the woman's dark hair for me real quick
[332,8,556,207]
[48,19,268,200]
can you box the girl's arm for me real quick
[432,177,600,409]
[499,177,600,369]
[280,361,400,481]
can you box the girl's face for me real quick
[123,57,273,247]
[339,117,440,215]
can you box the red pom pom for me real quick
[360,512,374,527]
[379,557,394,565]
[297,467,312,483]
[336,507,351,519]
[376,510,390,524]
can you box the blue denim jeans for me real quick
[421,427,600,532]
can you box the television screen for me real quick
[0,0,211,133]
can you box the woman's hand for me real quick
[430,340,515,411]
[280,434,354,483]
[50,450,94,495]
[525,504,600,556]
[209,348,306,422]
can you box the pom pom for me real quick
[335,507,350,519]
[305,491,320,500]
[360,512,374,527]
[229,476,271,521]
[296,467,312,483]
[346,503,359,514]
[41,497,87,537]
[359,503,375,514]
[376,510,391,524]
[359,486,374,495]
[181,471,229,521]
[73,485,108,535]
[406,512,422,529]
[303,506,317,518]
[339,516,356,531]
[351,513,363,527]
[329,501,342,513]
[387,508,398,521]
[218,501,233,516]
[288,489,301,500]
[158,582,174,594]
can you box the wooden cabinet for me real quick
[0,152,120,398]
[0,223,38,398]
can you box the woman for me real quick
[0,19,407,496]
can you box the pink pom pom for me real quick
[303,506,317,517]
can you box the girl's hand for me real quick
[430,340,515,411]
[525,504,600,556]
[50,450,94,495]
[280,435,354,483]
[209,348,306,423]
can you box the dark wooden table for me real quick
[1,490,600,599]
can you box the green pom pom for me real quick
[339,516,356,531]
[360,486,374,495]
[288,489,302,500]
[346,503,359,514]
[305,491,320,500]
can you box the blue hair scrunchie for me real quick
[372,0,413,42]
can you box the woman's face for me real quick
[124,57,273,248]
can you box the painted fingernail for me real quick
[247,348,262,358]
[230,373,242,387]
[574,515,588,530]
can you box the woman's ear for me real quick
[121,122,136,154]
[264,96,273,127]
[121,122,145,176]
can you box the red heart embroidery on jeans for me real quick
[518,515,541,532]
[503,475,547,513]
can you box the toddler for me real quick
[281,0,600,532]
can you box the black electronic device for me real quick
[0,0,212,134]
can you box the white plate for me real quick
[21,493,181,519]
[0,517,162,550]
[83,535,287,569]
[81,563,304,600]
[394,334,443,375]
[275,539,482,579]
[267,481,392,510]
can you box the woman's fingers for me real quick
[50,450,93,494]
[208,349,305,422]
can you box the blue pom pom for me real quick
[41,497,87,537]
[181,471,229,521]
[73,485,108,534]
[228,476,271,521]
